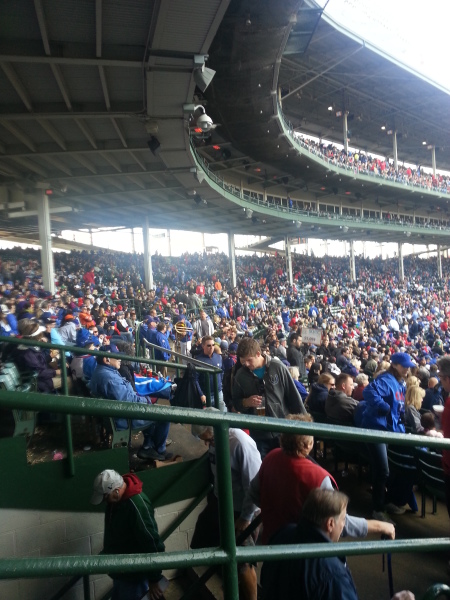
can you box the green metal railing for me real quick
[0,334,221,473]
[1,384,450,597]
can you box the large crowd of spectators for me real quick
[2,243,450,598]
[297,133,450,196]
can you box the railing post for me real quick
[60,356,75,477]
[214,421,239,599]
[213,372,220,410]
[204,372,212,407]
[83,574,91,600]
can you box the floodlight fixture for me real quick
[193,56,216,92]
[327,105,333,111]
[381,125,386,130]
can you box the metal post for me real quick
[213,372,220,410]
[214,422,239,599]
[343,111,348,154]
[285,236,293,285]
[437,244,443,279]
[398,242,404,282]
[142,217,153,291]
[205,372,212,407]
[167,229,172,257]
[228,231,237,289]
[432,146,436,178]
[60,357,75,477]
[349,240,356,282]
[393,131,398,171]
[131,228,135,254]
[36,192,56,294]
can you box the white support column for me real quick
[393,131,398,171]
[343,111,348,154]
[202,232,206,252]
[228,231,237,288]
[167,229,172,257]
[285,236,293,285]
[349,240,356,282]
[89,228,93,246]
[398,242,404,282]
[432,146,436,178]
[131,228,136,254]
[379,243,383,259]
[437,244,443,279]
[36,192,55,294]
[142,217,153,291]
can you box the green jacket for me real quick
[103,474,164,582]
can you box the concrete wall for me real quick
[0,497,207,600]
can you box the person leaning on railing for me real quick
[260,488,413,600]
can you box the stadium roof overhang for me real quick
[0,0,449,248]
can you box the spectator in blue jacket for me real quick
[422,377,443,410]
[358,352,415,522]
[89,344,171,462]
[306,373,336,414]
[154,322,171,376]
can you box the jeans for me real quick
[141,420,170,454]
[111,578,148,600]
[212,390,227,412]
[256,436,280,460]
[366,443,389,511]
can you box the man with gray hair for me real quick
[261,489,414,600]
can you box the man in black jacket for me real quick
[286,333,306,376]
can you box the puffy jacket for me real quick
[89,364,149,430]
[359,371,405,432]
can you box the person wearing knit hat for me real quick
[90,469,167,599]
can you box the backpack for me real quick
[171,363,203,409]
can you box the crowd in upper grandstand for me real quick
[297,133,450,195]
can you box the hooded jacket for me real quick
[359,370,405,432]
[102,473,164,582]
[306,383,329,413]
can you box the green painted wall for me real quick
[0,437,210,512]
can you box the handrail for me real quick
[2,353,450,597]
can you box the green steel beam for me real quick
[0,549,228,579]
[236,538,450,562]
[1,389,449,451]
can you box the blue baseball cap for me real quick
[391,352,416,368]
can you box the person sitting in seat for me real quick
[325,373,358,424]
[89,344,172,461]
[306,373,335,414]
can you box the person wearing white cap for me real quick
[91,469,167,600]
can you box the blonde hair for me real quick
[406,375,420,389]
[318,373,334,386]
[288,366,300,381]
[405,385,425,410]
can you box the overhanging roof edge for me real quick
[304,0,450,97]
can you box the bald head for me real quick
[428,377,439,389]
